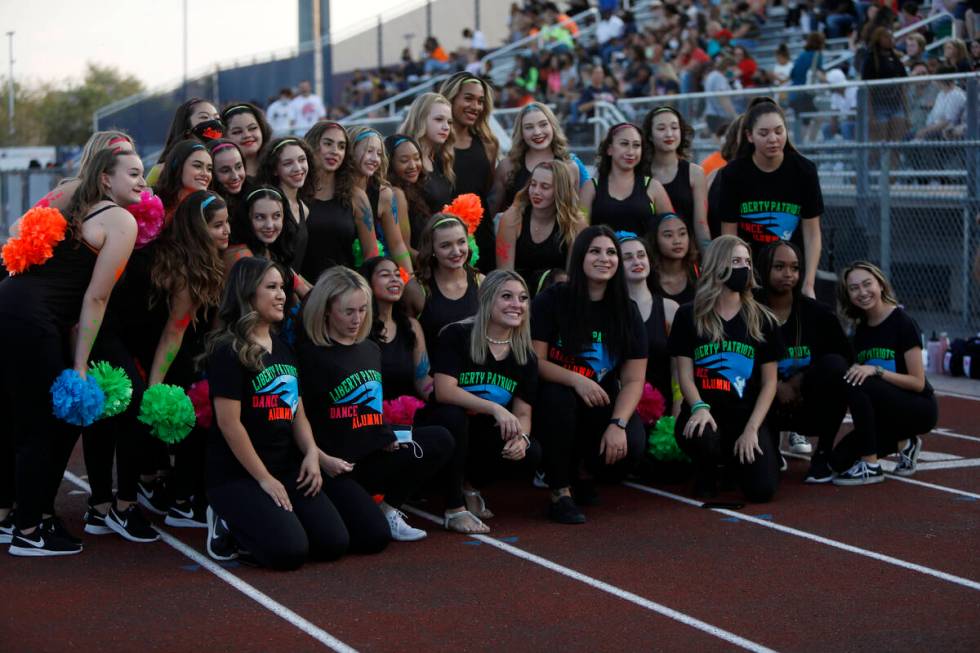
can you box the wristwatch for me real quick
[875,365,885,377]
[609,417,627,430]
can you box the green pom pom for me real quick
[88,361,132,418]
[138,384,196,444]
[467,234,479,267]
[647,416,689,462]
[352,240,386,268]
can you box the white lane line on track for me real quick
[929,428,980,444]
[935,390,980,402]
[781,450,980,500]
[403,506,777,653]
[623,481,980,592]
[63,471,357,653]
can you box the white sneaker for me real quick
[787,432,812,454]
[385,508,427,542]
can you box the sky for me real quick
[2,0,408,90]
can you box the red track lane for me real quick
[909,468,980,494]
[934,396,980,434]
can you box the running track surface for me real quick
[2,393,979,652]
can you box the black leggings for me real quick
[207,471,349,571]
[319,475,389,554]
[81,330,145,505]
[675,403,779,503]
[771,354,850,455]
[830,371,939,471]
[0,319,80,530]
[533,382,645,491]
[169,424,207,505]
[417,403,541,508]
[348,425,453,508]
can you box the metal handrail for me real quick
[821,11,953,71]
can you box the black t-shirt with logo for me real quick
[432,321,538,408]
[206,336,302,487]
[719,151,823,263]
[852,307,929,394]
[774,296,851,379]
[297,338,395,462]
[531,283,648,392]
[668,304,783,411]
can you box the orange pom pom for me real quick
[1,206,68,275]
[441,193,483,235]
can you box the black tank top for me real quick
[662,160,694,230]
[0,205,109,329]
[502,164,532,212]
[379,324,416,400]
[656,277,695,306]
[453,137,491,204]
[289,201,308,274]
[423,159,454,214]
[643,296,671,404]
[418,270,479,349]
[302,198,356,281]
[591,172,655,235]
[515,205,566,287]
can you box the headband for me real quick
[650,212,683,230]
[650,106,677,117]
[271,138,300,153]
[432,216,463,230]
[615,230,640,243]
[391,137,411,149]
[171,142,206,169]
[354,129,381,144]
[245,188,283,203]
[536,269,555,295]
[608,122,638,136]
[200,194,218,210]
[209,142,237,155]
[221,104,253,118]
[107,136,130,146]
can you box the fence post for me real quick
[968,76,979,200]
[878,144,891,278]
[377,16,383,70]
[855,85,871,238]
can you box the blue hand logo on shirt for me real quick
[581,342,616,381]
[699,352,755,398]
[334,380,384,414]
[742,210,800,240]
[462,383,514,406]
[256,375,300,412]
[778,354,811,380]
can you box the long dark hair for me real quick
[154,140,210,213]
[236,185,295,266]
[220,102,273,154]
[256,136,319,202]
[157,97,213,163]
[642,106,694,161]
[384,133,431,241]
[304,120,356,208]
[559,225,633,359]
[756,239,804,345]
[207,138,251,224]
[360,255,417,351]
[594,122,646,182]
[735,98,798,159]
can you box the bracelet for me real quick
[519,432,531,446]
[393,250,411,261]
[691,401,711,414]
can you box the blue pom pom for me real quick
[50,369,105,426]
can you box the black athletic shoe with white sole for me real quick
[83,508,113,535]
[105,505,160,543]
[137,480,169,515]
[165,501,208,528]
[832,460,885,486]
[804,452,834,484]
[0,511,15,544]
[894,435,922,477]
[8,527,82,557]
[42,515,83,547]
[206,506,238,561]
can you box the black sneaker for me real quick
[894,436,922,477]
[105,504,160,543]
[42,515,83,547]
[804,452,834,484]
[832,460,885,486]
[83,508,113,535]
[164,501,208,529]
[8,527,82,557]
[548,496,586,525]
[0,510,15,545]
[205,506,238,561]
[571,479,599,506]
[137,480,169,516]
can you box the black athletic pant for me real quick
[349,425,454,507]
[169,424,207,506]
[771,354,850,455]
[830,373,939,471]
[675,403,779,503]
[0,391,14,510]
[533,382,645,492]
[81,331,145,505]
[207,471,349,571]
[0,319,80,530]
[417,404,539,508]
[319,475,389,554]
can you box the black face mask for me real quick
[724,266,751,293]
[190,119,225,142]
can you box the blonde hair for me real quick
[398,92,456,185]
[693,235,775,342]
[439,74,500,157]
[505,103,571,191]
[467,270,534,366]
[77,130,134,177]
[512,161,583,250]
[303,267,374,346]
[346,126,390,187]
[837,260,899,324]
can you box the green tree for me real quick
[0,79,45,146]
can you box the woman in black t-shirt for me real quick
[418,271,541,534]
[719,100,823,298]
[757,241,851,484]
[205,257,349,570]
[650,212,699,306]
[668,235,783,502]
[298,267,453,543]
[829,262,938,486]
[531,226,648,524]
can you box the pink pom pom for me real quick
[127,191,165,248]
[636,382,666,426]
[187,380,212,429]
[383,395,425,425]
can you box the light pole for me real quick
[6,31,13,137]
[182,0,188,97]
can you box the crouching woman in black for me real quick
[531,225,648,525]
[206,257,349,570]
[298,267,453,542]
[668,235,783,502]
[418,270,542,534]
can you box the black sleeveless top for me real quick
[643,295,671,404]
[378,324,417,400]
[662,159,694,230]
[302,198,356,282]
[515,205,567,289]
[502,164,532,213]
[288,201,308,275]
[423,159,454,214]
[0,205,108,330]
[591,172,656,235]
[418,269,479,349]
[453,137,492,205]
